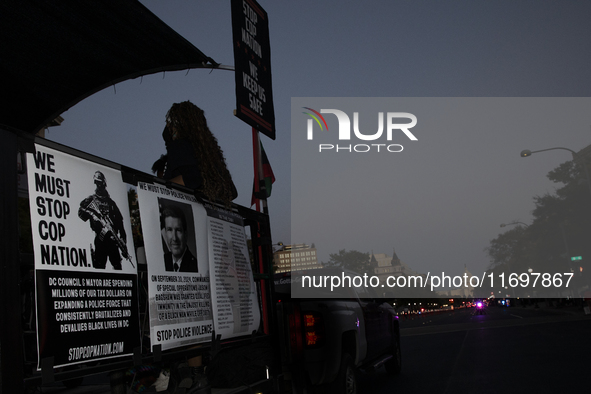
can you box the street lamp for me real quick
[522,146,591,299]
[520,147,577,158]
[500,221,529,228]
[521,146,591,197]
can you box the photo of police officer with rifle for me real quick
[79,171,134,270]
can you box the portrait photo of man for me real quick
[159,200,198,273]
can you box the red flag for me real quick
[251,140,275,207]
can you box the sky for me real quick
[48,1,591,278]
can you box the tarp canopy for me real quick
[0,0,219,135]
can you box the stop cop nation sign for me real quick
[231,0,276,140]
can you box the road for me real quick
[358,304,591,393]
[34,303,591,394]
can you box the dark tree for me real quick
[324,249,371,274]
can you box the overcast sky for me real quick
[48,1,591,277]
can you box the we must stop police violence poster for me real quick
[136,182,260,351]
[136,183,214,351]
[27,144,140,369]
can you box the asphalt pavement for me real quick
[359,301,591,393]
[31,301,591,393]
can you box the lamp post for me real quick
[521,146,590,298]
[521,147,591,197]
[520,147,577,158]
[500,221,529,228]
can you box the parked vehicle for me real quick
[274,270,402,393]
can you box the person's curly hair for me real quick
[166,101,235,205]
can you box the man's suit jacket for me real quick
[164,248,198,273]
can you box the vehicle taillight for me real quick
[289,306,303,356]
[302,312,325,348]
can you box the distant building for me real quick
[369,250,475,298]
[437,266,475,299]
[273,243,322,273]
[370,248,423,282]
